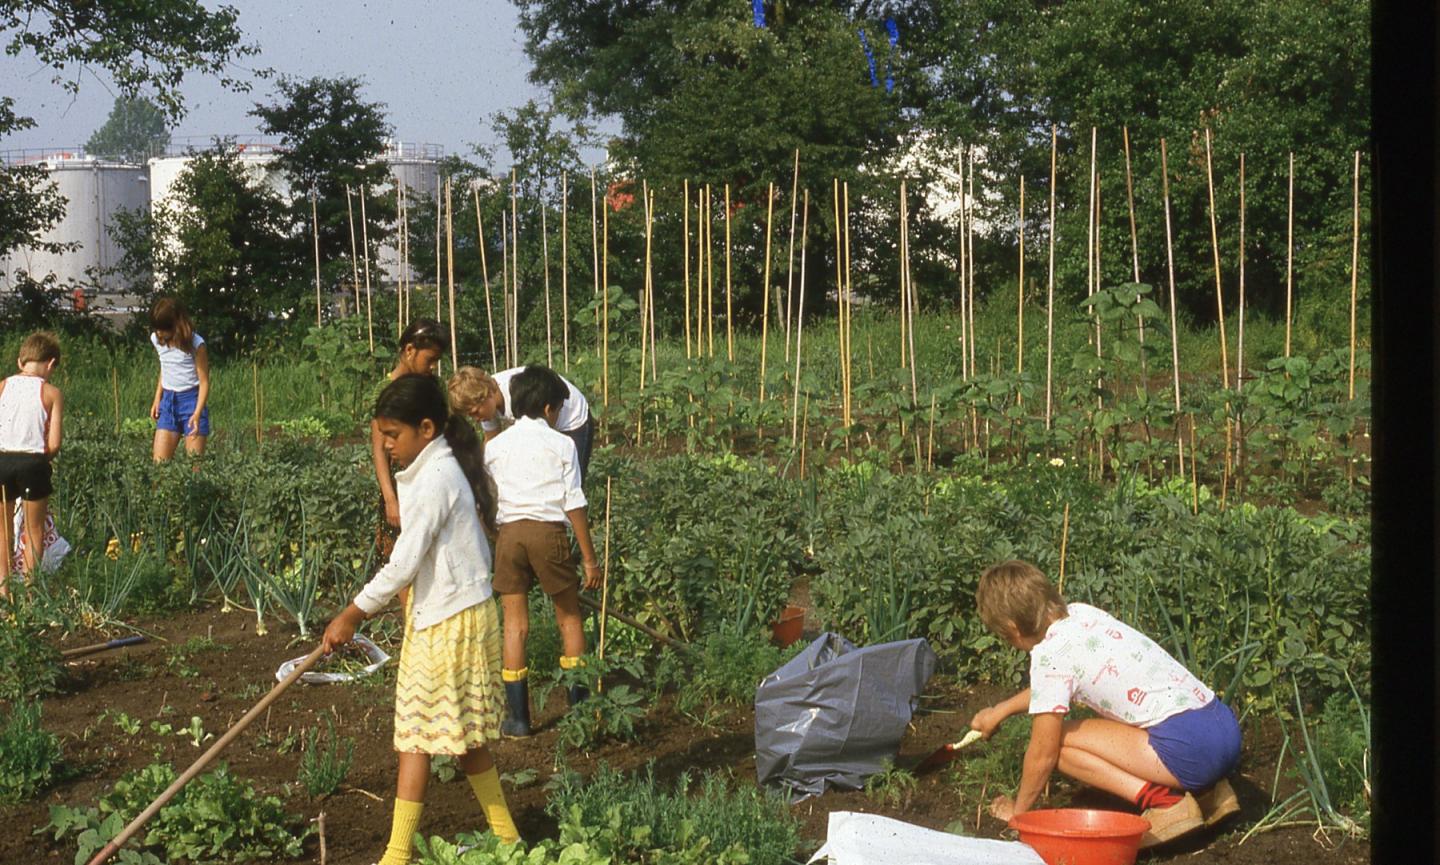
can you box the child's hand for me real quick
[384,496,401,528]
[989,794,1017,822]
[186,411,201,436]
[970,705,1006,739]
[582,560,602,591]
[321,606,364,654]
[150,400,161,421]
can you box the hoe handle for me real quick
[61,635,147,659]
[577,593,692,653]
[86,644,327,865]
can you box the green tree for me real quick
[86,96,171,162]
[114,146,302,350]
[250,76,395,293]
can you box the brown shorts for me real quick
[492,520,578,596]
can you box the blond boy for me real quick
[0,332,64,595]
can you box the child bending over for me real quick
[482,366,602,737]
[323,374,518,863]
[970,560,1241,848]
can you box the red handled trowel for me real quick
[915,728,985,773]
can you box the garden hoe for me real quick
[915,728,985,773]
[84,644,327,865]
[61,635,146,660]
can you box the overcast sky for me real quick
[0,0,605,165]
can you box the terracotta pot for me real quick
[769,604,806,647]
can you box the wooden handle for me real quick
[86,644,327,865]
[62,635,146,659]
[577,593,691,653]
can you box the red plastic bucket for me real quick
[1008,809,1149,865]
[769,604,805,647]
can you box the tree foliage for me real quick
[85,97,171,162]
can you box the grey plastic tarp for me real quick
[755,632,937,800]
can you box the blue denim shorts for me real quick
[157,387,210,436]
[1147,699,1242,791]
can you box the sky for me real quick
[0,0,605,165]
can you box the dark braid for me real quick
[374,373,497,535]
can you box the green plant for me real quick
[0,596,65,700]
[165,634,226,679]
[41,761,312,863]
[299,716,355,798]
[864,759,918,809]
[0,702,63,804]
[551,656,648,751]
[102,709,143,737]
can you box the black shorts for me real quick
[0,452,53,501]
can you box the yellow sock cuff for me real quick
[467,767,520,845]
[501,667,528,682]
[378,798,424,865]
[558,655,586,670]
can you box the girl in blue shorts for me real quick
[148,297,210,461]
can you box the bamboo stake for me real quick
[445,180,458,363]
[1190,417,1199,515]
[500,213,511,367]
[396,181,407,324]
[1285,153,1294,359]
[706,185,715,357]
[1016,175,1025,383]
[85,647,327,865]
[1237,153,1246,392]
[900,180,909,371]
[926,394,936,470]
[902,182,919,404]
[759,182,775,400]
[648,188,658,383]
[791,190,810,445]
[639,181,652,389]
[598,476,612,660]
[434,176,441,324]
[346,186,363,338]
[1160,139,1184,475]
[111,365,120,433]
[784,148,800,363]
[1046,125,1057,429]
[474,187,498,370]
[360,186,375,340]
[967,152,977,383]
[725,183,734,362]
[959,151,969,383]
[591,168,600,361]
[843,180,853,427]
[1203,129,1230,389]
[1057,502,1070,594]
[311,189,323,328]
[562,172,570,372]
[252,361,261,444]
[1348,149,1360,400]
[683,180,692,358]
[1087,127,1097,314]
[833,179,845,408]
[542,196,554,368]
[511,170,520,364]
[1122,127,1146,358]
[602,196,609,406]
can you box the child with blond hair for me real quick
[969,560,1241,848]
[0,332,64,596]
[448,364,594,481]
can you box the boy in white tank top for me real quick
[0,331,64,596]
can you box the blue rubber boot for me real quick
[500,672,532,738]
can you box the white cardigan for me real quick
[354,435,494,630]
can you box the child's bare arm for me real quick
[970,688,1032,737]
[566,506,602,591]
[322,602,368,652]
[371,420,400,526]
[151,371,164,420]
[43,385,63,457]
[1010,712,1063,815]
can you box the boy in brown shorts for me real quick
[482,366,602,737]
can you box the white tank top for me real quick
[0,375,48,453]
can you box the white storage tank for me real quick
[0,153,150,298]
[148,143,291,213]
[375,141,443,286]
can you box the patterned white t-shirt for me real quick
[1028,603,1214,728]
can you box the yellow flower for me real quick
[105,538,121,561]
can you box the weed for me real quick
[0,596,64,700]
[864,759,918,809]
[165,634,226,679]
[0,702,63,803]
[299,716,354,798]
[551,655,648,751]
[101,709,142,736]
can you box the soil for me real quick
[6,605,1370,865]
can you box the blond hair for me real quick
[976,560,1068,642]
[447,366,500,414]
[18,331,61,365]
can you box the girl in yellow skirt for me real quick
[323,373,519,864]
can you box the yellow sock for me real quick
[559,655,585,670]
[377,798,424,865]
[502,666,528,682]
[467,767,520,844]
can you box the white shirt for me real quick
[151,332,205,391]
[484,416,587,525]
[353,436,495,630]
[480,367,590,434]
[0,375,47,453]
[1028,603,1215,728]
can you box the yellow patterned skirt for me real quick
[394,598,505,755]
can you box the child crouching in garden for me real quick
[482,365,602,738]
[969,560,1242,848]
[323,374,518,863]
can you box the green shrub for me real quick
[299,716,355,798]
[655,629,801,714]
[0,596,65,700]
[0,702,63,803]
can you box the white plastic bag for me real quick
[10,502,70,574]
[276,634,391,684]
[808,812,1046,865]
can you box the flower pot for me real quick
[770,604,806,647]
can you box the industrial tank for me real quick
[375,142,443,286]
[0,154,149,297]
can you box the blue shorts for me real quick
[1147,699,1242,791]
[157,387,210,436]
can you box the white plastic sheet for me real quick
[808,812,1047,865]
[10,502,69,574]
[276,634,390,684]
